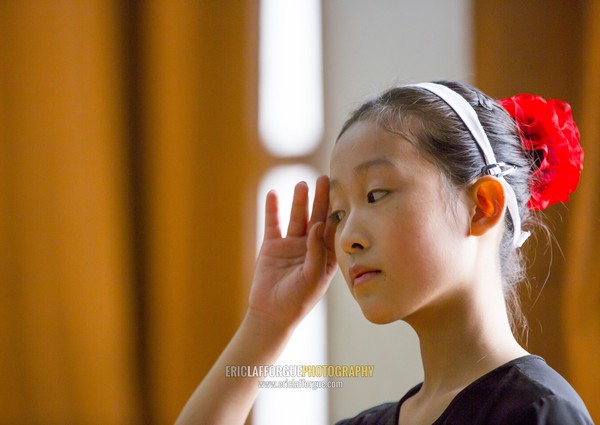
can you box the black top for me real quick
[335,356,593,425]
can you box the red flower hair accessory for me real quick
[499,94,584,210]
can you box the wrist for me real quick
[221,310,295,369]
[242,307,298,342]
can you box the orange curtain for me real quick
[0,1,258,424]
[0,2,140,423]
[138,2,259,423]
[563,0,600,421]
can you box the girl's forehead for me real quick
[330,121,419,172]
[328,121,439,195]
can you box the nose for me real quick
[338,212,370,255]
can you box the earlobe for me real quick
[468,176,506,237]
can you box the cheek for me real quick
[409,205,470,282]
[333,233,351,282]
[333,231,343,263]
[391,203,462,267]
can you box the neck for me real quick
[407,281,528,398]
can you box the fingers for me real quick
[304,221,336,290]
[323,218,337,265]
[286,182,309,237]
[268,176,331,239]
[304,221,326,283]
[308,175,330,227]
[264,190,282,240]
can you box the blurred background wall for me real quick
[0,1,598,424]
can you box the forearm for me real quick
[175,311,294,425]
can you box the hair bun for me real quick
[499,94,584,210]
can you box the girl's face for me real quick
[329,120,475,325]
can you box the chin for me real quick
[358,304,399,325]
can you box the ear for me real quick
[468,176,505,237]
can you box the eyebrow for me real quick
[330,157,396,191]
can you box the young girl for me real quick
[175,81,592,424]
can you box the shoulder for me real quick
[442,355,593,424]
[334,401,399,425]
[508,395,595,425]
[500,355,591,418]
[495,356,593,424]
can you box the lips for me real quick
[349,265,381,286]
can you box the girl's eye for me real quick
[367,190,388,203]
[328,210,345,223]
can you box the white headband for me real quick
[409,82,530,248]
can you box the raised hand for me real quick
[175,176,337,425]
[248,175,337,329]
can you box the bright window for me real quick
[259,0,323,157]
